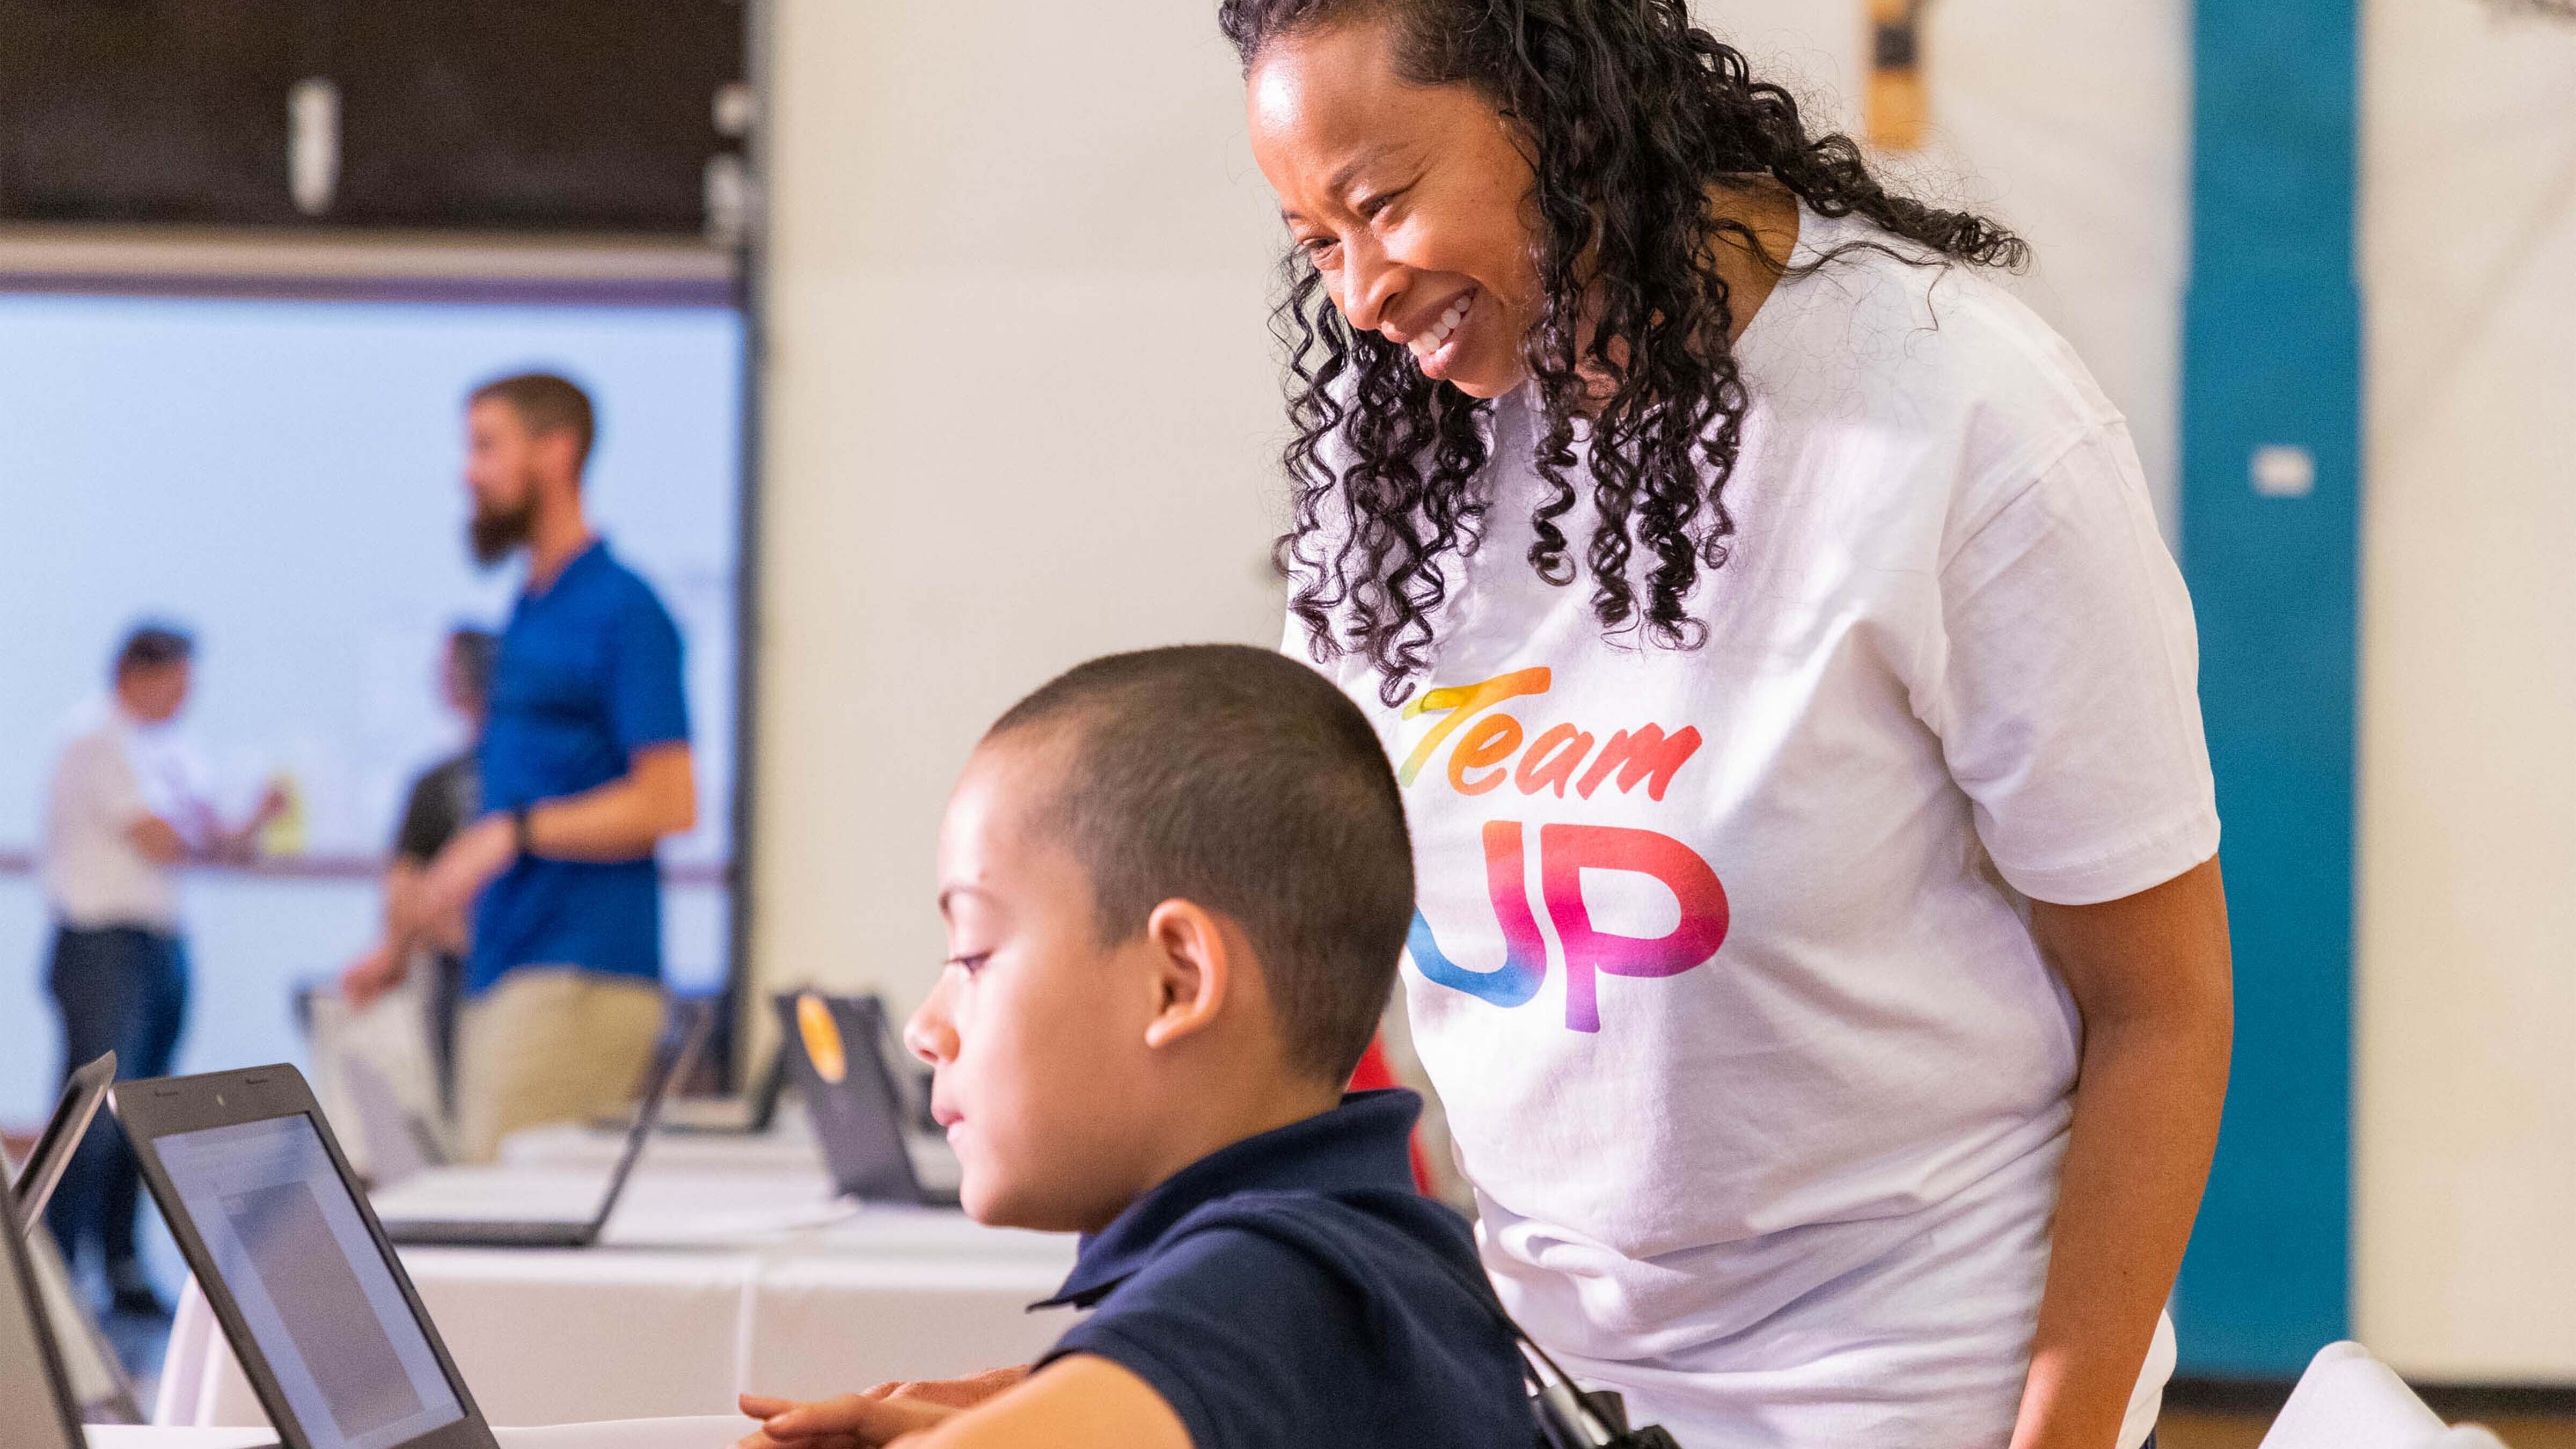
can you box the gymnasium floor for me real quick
[2163,1410,2576,1447]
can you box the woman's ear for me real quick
[1141,899,1231,1051]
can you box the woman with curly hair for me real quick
[1226,2,2231,1445]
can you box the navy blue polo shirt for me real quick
[470,539,689,995]
[1033,1090,1533,1449]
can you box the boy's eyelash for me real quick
[945,953,990,974]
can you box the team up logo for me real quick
[1396,668,1729,1033]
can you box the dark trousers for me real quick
[45,924,188,1269]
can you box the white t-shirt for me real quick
[41,700,208,932]
[1287,208,2214,1447]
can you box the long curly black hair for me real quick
[1219,0,2026,704]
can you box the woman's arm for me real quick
[2011,854,2232,1449]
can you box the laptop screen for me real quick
[158,1115,465,1449]
[1,1195,80,1449]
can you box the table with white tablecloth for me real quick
[155,1148,1078,1430]
[92,1417,749,1449]
[494,1118,835,1177]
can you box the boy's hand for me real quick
[736,1392,953,1449]
[854,1366,1029,1409]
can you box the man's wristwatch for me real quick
[510,805,535,859]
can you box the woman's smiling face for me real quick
[1246,21,1542,398]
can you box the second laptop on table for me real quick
[373,1003,711,1249]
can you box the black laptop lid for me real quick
[776,992,919,1203]
[115,1066,494,1449]
[12,1052,115,1227]
[583,1001,712,1231]
[0,1182,83,1449]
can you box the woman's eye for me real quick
[1360,188,1408,221]
[1299,237,1341,268]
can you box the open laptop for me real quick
[10,1052,116,1227]
[3,1051,147,1426]
[342,1055,449,1188]
[374,1002,711,1248]
[775,992,960,1209]
[1,1175,94,1449]
[651,1042,788,1135]
[112,1064,495,1449]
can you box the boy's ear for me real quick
[1141,899,1232,1051]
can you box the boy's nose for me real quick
[904,980,959,1065]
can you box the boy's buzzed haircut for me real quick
[989,645,1413,1084]
[470,371,596,469]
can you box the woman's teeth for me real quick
[1408,291,1474,362]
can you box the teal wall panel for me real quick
[2175,0,2361,1377]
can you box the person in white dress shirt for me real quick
[39,622,283,1316]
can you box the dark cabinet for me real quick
[0,1,319,225]
[0,0,745,235]
[328,3,743,232]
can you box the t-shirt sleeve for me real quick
[1913,420,2221,904]
[1041,1227,1369,1449]
[606,589,690,756]
[75,736,151,831]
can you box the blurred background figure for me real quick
[340,625,500,1109]
[39,622,285,1316]
[411,374,697,1162]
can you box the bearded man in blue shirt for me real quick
[401,372,698,1161]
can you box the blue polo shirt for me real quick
[470,539,688,995]
[1032,1090,1533,1449]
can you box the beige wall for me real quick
[2356,0,2576,1380]
[748,1,1289,1024]
[1712,0,2189,531]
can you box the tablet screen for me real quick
[158,1115,464,1449]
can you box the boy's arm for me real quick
[910,1357,1187,1449]
[738,1358,1188,1449]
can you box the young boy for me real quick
[735,645,1531,1448]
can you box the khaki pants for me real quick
[453,967,665,1163]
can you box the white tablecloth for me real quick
[92,1418,747,1449]
[156,1158,1078,1429]
[493,1119,831,1179]
[491,1118,961,1199]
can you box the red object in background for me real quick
[1350,1035,1435,1194]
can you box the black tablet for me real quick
[113,1064,497,1449]
[11,1051,116,1228]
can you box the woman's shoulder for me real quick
[1753,207,2124,447]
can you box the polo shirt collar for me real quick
[526,535,608,601]
[1033,1088,1423,1311]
